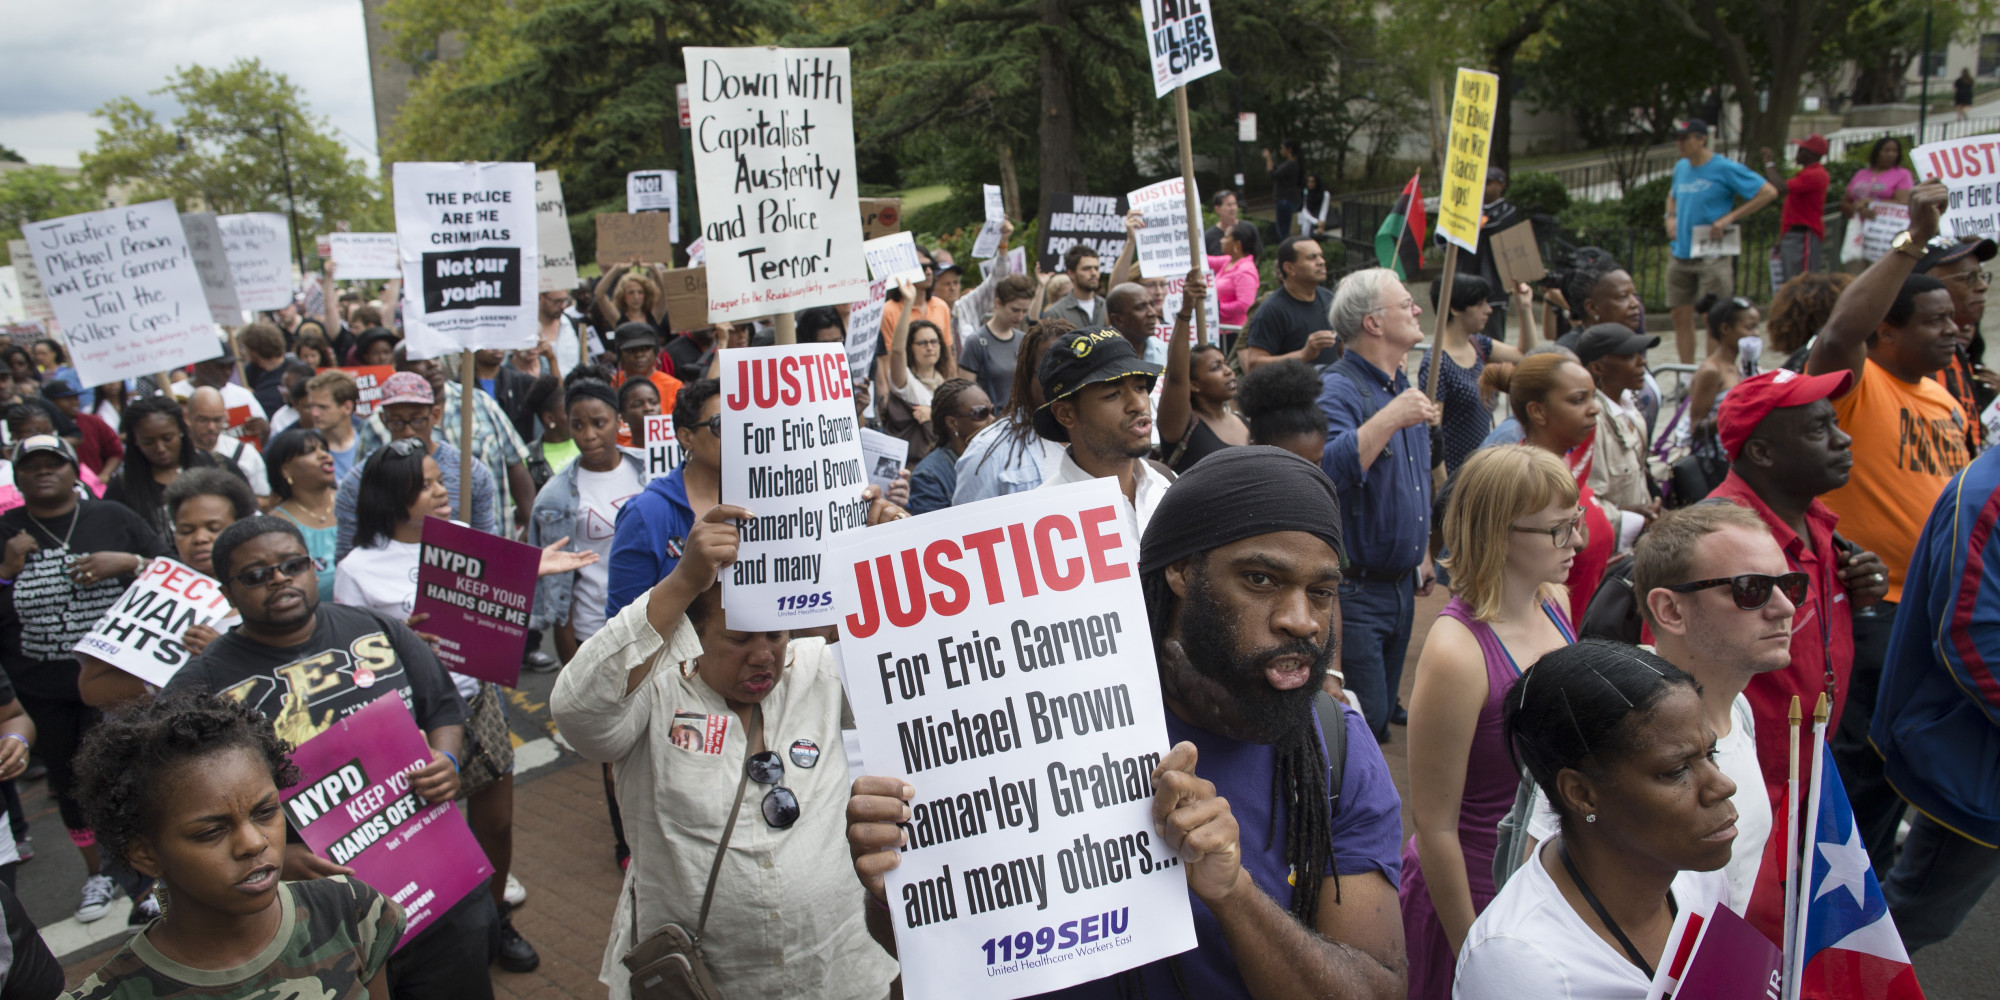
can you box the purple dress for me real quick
[1399,595,1573,999]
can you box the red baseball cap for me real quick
[1717,368,1854,461]
[1791,134,1830,157]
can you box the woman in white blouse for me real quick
[1456,638,1739,999]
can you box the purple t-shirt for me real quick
[1031,702,1403,1000]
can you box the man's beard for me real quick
[1174,571,1333,744]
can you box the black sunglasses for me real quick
[233,555,315,589]
[958,404,995,421]
[746,751,799,829]
[694,415,722,436]
[1665,571,1808,610]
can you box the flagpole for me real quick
[1390,173,1415,274]
[1781,695,1803,1000]
[1788,693,1831,1000]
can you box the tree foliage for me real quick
[0,167,104,265]
[79,59,386,259]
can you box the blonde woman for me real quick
[1401,445,1581,998]
[592,262,669,337]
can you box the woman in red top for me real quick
[1503,352,1614,624]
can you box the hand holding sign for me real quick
[410,749,460,804]
[847,775,917,903]
[670,504,752,596]
[1148,738,1243,904]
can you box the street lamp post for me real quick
[176,115,305,273]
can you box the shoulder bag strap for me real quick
[696,704,759,940]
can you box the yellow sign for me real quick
[1437,67,1499,251]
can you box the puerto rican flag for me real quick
[1794,742,1924,999]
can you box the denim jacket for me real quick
[528,447,648,632]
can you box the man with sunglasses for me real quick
[332,372,498,562]
[604,378,724,619]
[168,515,498,998]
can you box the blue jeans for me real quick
[1883,811,2000,953]
[1339,576,1415,740]
[1276,198,1300,238]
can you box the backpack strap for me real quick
[1313,690,1348,816]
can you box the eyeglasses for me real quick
[694,415,722,436]
[745,751,800,828]
[1665,571,1808,610]
[232,555,315,589]
[1940,269,1994,289]
[381,414,430,432]
[958,404,995,421]
[1510,507,1585,548]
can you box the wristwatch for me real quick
[1892,231,1926,261]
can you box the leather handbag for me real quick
[622,707,760,1000]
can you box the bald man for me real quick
[186,386,272,503]
[1106,282,1166,363]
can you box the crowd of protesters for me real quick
[0,125,1984,1000]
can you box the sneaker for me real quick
[75,874,115,923]
[129,892,160,925]
[495,908,540,973]
[523,650,560,674]
[503,874,526,907]
[14,837,31,862]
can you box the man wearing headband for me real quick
[847,447,1408,999]
[1032,329,1172,531]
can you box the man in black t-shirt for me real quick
[167,515,499,999]
[1241,236,1338,371]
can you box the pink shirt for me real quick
[1846,166,1913,205]
[1206,254,1261,327]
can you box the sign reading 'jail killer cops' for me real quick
[20,200,223,387]
[392,161,539,352]
[718,342,870,631]
[683,46,868,321]
[829,478,1196,999]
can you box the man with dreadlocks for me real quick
[847,447,1408,999]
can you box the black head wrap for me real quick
[564,377,620,414]
[1138,446,1343,574]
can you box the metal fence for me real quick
[1830,115,2000,160]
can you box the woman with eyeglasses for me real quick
[1402,445,1579,998]
[1501,353,1617,624]
[1456,639,1736,999]
[1687,294,1762,433]
[102,396,244,541]
[553,492,906,1000]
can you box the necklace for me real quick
[26,506,79,552]
[287,496,334,524]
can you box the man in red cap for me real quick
[1707,367,1890,933]
[1762,134,1831,284]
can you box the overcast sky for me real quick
[0,0,378,170]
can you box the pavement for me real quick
[30,597,2000,997]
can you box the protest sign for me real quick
[1141,0,1221,98]
[534,170,579,293]
[981,247,1028,283]
[718,342,868,630]
[863,232,926,285]
[1150,266,1220,346]
[972,184,1007,259]
[1642,903,1781,1000]
[686,236,708,267]
[1858,202,1910,262]
[860,198,902,240]
[411,517,539,687]
[594,213,677,268]
[1490,220,1545,291]
[683,46,868,320]
[326,232,402,281]
[663,267,709,333]
[1917,135,2000,241]
[217,213,294,310]
[1437,67,1500,251]
[5,241,54,326]
[0,269,20,324]
[644,413,683,481]
[1127,178,1197,279]
[1690,224,1743,259]
[848,278,887,381]
[21,200,221,387]
[1237,112,1256,143]
[282,696,493,950]
[179,213,244,324]
[829,478,1196,998]
[859,427,908,492]
[625,169,682,243]
[392,161,539,352]
[1039,194,1128,269]
[337,365,395,416]
[72,558,233,689]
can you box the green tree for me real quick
[0,145,25,164]
[80,59,386,265]
[0,167,104,264]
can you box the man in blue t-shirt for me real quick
[1664,118,1777,365]
[846,448,1407,1000]
[604,378,720,618]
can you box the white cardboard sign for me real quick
[1127,178,1198,279]
[392,161,539,353]
[644,412,683,481]
[847,279,887,381]
[1916,134,2000,242]
[718,342,868,630]
[829,478,1197,999]
[1151,265,1220,346]
[863,231,926,286]
[5,240,54,324]
[972,184,1007,260]
[684,47,868,320]
[217,212,294,310]
[20,200,223,386]
[1142,0,1222,98]
[858,427,908,492]
[535,170,580,293]
[179,212,243,324]
[72,558,233,689]
[326,232,402,281]
[625,169,681,244]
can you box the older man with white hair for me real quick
[184,385,270,502]
[1316,267,1439,741]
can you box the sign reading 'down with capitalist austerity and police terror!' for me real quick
[719,342,871,631]
[829,479,1196,999]
[1915,135,2000,240]
[1437,67,1500,251]
[20,200,222,387]
[684,47,868,321]
[1142,0,1221,98]
[392,161,538,351]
